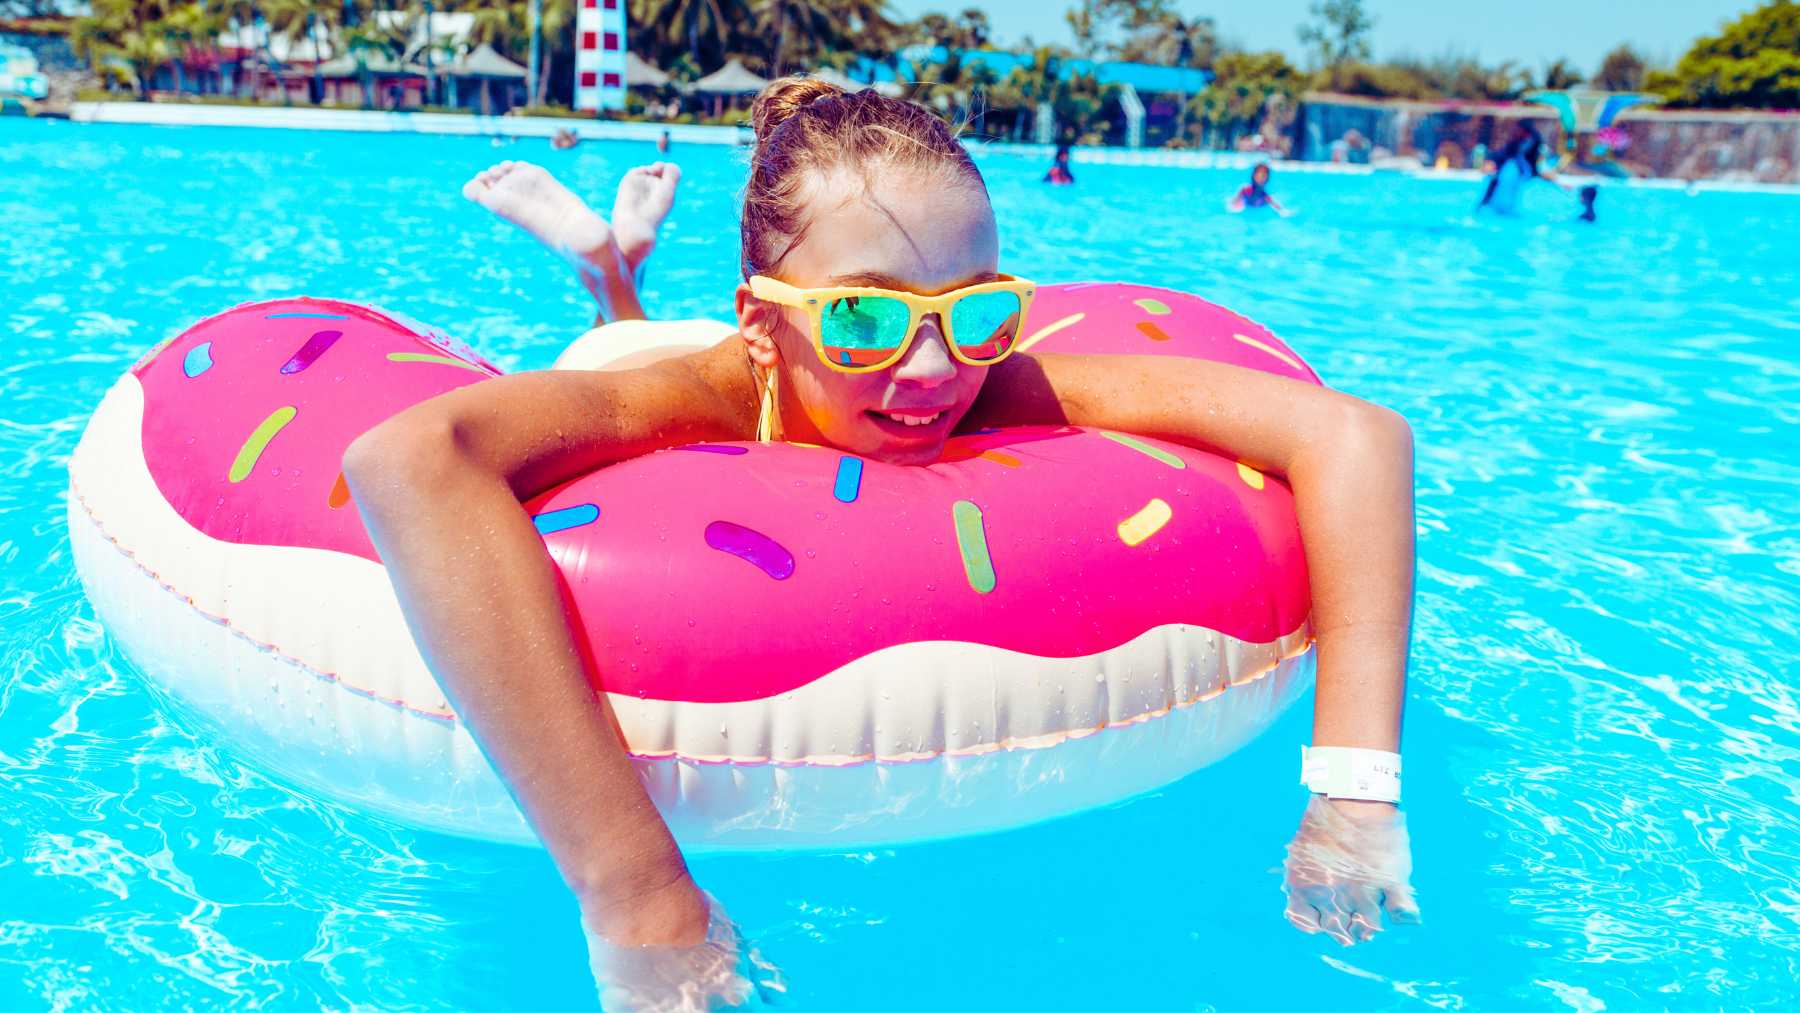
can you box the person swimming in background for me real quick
[353,78,1419,1007]
[1577,184,1598,222]
[1043,142,1075,185]
[1227,163,1291,216]
[1477,122,1571,216]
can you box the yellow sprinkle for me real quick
[1232,333,1304,372]
[979,450,1021,468]
[386,352,489,374]
[1117,498,1172,547]
[1237,462,1266,490]
[1016,312,1086,353]
[1133,298,1172,316]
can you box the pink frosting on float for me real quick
[133,285,1317,706]
[135,298,496,562]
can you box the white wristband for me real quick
[1300,746,1402,804]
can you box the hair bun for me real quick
[751,76,846,144]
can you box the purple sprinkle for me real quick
[704,521,795,580]
[677,444,750,455]
[280,329,344,375]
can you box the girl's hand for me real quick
[1282,795,1420,945]
[586,892,785,1012]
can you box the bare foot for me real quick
[464,160,648,322]
[611,161,681,276]
[462,160,616,266]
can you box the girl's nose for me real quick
[891,315,957,387]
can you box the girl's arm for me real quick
[972,352,1418,941]
[974,351,1413,757]
[343,348,754,948]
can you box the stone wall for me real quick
[1295,92,1800,184]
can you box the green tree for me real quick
[999,45,1116,143]
[1114,12,1215,70]
[1063,0,1205,64]
[1595,44,1646,91]
[628,0,755,72]
[1189,49,1301,147]
[70,0,178,99]
[908,7,990,50]
[263,0,339,103]
[1538,57,1583,90]
[1297,0,1373,76]
[757,0,840,76]
[829,0,902,64]
[1646,0,1800,109]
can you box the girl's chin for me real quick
[854,410,957,463]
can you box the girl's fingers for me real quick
[1382,881,1422,924]
[1344,883,1385,942]
[1284,889,1325,934]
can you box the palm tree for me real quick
[755,0,839,77]
[70,0,180,100]
[1539,57,1584,91]
[263,0,328,103]
[631,0,753,71]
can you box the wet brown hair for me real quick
[741,76,987,278]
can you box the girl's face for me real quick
[1252,165,1270,186]
[738,166,1001,466]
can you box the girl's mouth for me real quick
[865,409,950,435]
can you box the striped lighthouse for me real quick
[573,0,627,113]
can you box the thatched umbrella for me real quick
[446,42,527,114]
[690,58,768,95]
[626,52,672,89]
[690,58,768,115]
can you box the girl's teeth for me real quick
[886,412,941,427]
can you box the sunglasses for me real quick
[748,274,1036,373]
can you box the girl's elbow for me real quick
[342,411,470,507]
[1335,399,1413,465]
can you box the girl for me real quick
[1227,162,1290,215]
[346,78,1418,1009]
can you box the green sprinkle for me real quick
[952,500,996,594]
[1133,297,1172,316]
[1098,430,1186,470]
[229,406,297,483]
[387,352,489,374]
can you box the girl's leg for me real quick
[463,161,680,327]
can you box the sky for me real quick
[885,0,1760,74]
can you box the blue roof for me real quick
[849,47,1210,95]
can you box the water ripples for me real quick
[2,118,1798,1009]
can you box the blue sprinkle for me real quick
[833,457,863,503]
[182,342,214,378]
[532,503,599,535]
[265,312,350,320]
[840,351,851,365]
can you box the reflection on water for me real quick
[1,119,1797,1009]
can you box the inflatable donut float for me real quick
[67,283,1320,850]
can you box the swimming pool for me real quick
[3,117,1798,1011]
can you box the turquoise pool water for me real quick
[3,118,1799,1011]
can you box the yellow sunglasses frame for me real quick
[748,274,1037,374]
